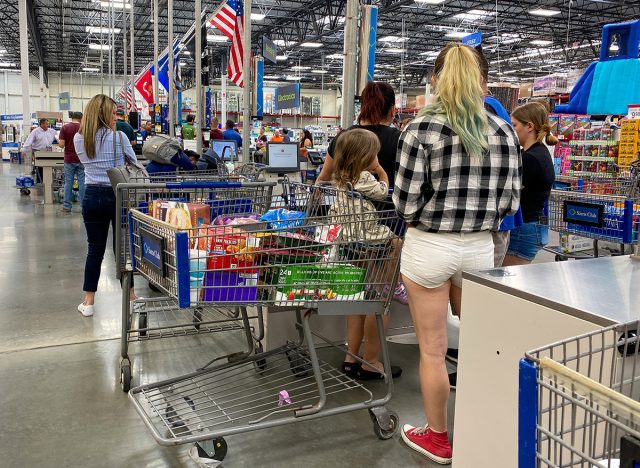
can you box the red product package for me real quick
[187,203,211,228]
[205,227,260,273]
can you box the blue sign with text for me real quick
[140,228,165,275]
[563,201,603,227]
[462,32,483,47]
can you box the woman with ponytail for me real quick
[393,43,521,464]
[502,102,557,266]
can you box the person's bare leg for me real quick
[130,287,136,301]
[449,285,462,318]
[345,315,366,363]
[83,291,96,306]
[502,254,531,266]
[404,275,450,432]
[361,313,391,372]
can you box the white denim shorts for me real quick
[400,228,494,289]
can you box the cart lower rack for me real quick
[519,321,640,468]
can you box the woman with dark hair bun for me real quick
[318,81,399,185]
[317,80,405,382]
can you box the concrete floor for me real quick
[0,162,456,468]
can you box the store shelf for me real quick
[565,170,616,178]
[566,156,616,162]
[569,140,617,146]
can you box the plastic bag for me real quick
[260,209,306,230]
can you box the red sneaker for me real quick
[401,424,452,465]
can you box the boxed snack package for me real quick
[165,202,192,229]
[559,115,576,139]
[273,264,366,306]
[186,202,211,228]
[548,114,559,135]
[559,233,592,253]
[576,115,591,130]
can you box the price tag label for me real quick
[628,104,640,120]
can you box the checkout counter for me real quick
[33,150,64,204]
[453,255,640,468]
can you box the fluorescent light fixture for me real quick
[531,40,553,46]
[0,49,6,54]
[207,35,229,42]
[182,50,191,55]
[311,70,328,74]
[419,50,439,56]
[98,1,131,9]
[380,35,409,43]
[291,65,311,70]
[89,43,111,50]
[251,13,265,21]
[82,67,100,72]
[273,39,288,46]
[385,48,405,53]
[300,42,323,48]
[445,31,470,38]
[264,75,281,79]
[610,43,619,51]
[86,26,121,34]
[529,8,561,17]
[285,75,300,81]
[414,0,446,3]
[179,62,186,66]
[276,55,288,61]
[326,53,343,60]
[454,9,490,20]
[0,62,16,67]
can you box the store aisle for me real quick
[0,162,447,467]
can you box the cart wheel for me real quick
[138,312,148,338]
[121,364,132,393]
[285,348,311,377]
[193,307,203,330]
[197,437,228,462]
[617,330,639,356]
[253,342,267,372]
[369,409,399,440]
[20,188,30,195]
[554,254,567,262]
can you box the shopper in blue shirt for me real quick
[222,119,242,147]
[476,46,524,267]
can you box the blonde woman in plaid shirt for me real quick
[393,43,521,464]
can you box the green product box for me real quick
[274,264,366,305]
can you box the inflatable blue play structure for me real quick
[555,20,640,116]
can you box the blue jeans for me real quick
[82,185,117,292]
[63,162,85,210]
[506,222,549,262]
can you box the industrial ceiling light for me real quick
[291,65,311,70]
[86,26,121,34]
[82,67,100,72]
[0,62,16,67]
[530,40,553,46]
[276,55,288,61]
[251,13,265,20]
[445,31,470,38]
[528,8,561,16]
[385,48,405,53]
[380,35,409,43]
[414,0,446,3]
[311,70,328,74]
[285,75,300,80]
[264,75,281,79]
[326,53,343,60]
[454,9,491,21]
[97,1,131,9]
[89,43,111,50]
[300,42,323,48]
[207,35,229,42]
[273,39,289,46]
[182,50,191,55]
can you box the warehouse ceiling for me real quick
[0,0,638,90]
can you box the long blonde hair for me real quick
[420,42,488,157]
[332,129,381,188]
[79,94,117,159]
[511,101,559,146]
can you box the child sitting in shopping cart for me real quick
[328,128,405,302]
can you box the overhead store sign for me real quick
[275,83,300,110]
[462,32,482,47]
[262,36,277,64]
[59,92,71,111]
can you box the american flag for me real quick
[210,0,245,87]
[117,86,136,111]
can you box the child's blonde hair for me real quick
[332,128,381,188]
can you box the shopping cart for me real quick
[15,150,41,196]
[519,321,640,468]
[126,182,402,461]
[116,180,276,394]
[546,171,640,260]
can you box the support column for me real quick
[153,0,159,105]
[241,0,252,162]
[19,0,30,140]
[130,0,135,111]
[39,66,45,111]
[4,71,9,115]
[168,0,175,137]
[221,54,227,129]
[195,0,202,153]
[341,0,359,128]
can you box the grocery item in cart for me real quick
[274,264,366,305]
[260,208,306,230]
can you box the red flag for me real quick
[135,69,155,104]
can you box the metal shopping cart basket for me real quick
[547,171,640,260]
[116,180,276,394]
[126,182,402,461]
[519,321,640,468]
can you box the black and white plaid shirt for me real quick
[393,112,521,233]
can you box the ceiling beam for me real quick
[26,0,47,86]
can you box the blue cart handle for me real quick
[165,181,243,189]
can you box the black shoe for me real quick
[445,348,458,365]
[448,372,457,390]
[341,361,360,378]
[356,365,403,380]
